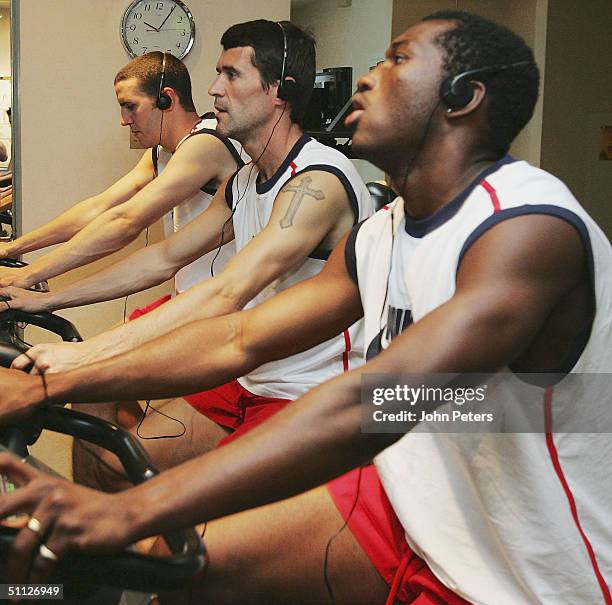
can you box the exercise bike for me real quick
[0,304,206,603]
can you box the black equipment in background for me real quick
[304,67,353,133]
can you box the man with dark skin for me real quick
[0,11,609,605]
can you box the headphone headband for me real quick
[277,22,288,85]
[275,22,297,102]
[157,52,171,110]
[446,60,534,90]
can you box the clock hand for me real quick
[143,21,159,31]
[157,5,176,31]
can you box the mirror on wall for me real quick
[0,0,12,239]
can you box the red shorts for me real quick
[184,379,291,446]
[328,466,470,604]
[128,294,172,320]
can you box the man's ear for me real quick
[445,81,487,118]
[158,87,179,111]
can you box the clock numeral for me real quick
[177,16,183,23]
[176,42,182,49]
[133,12,143,20]
[144,3,152,10]
[129,24,136,31]
[156,2,164,8]
[180,30,186,36]
[133,37,139,44]
[142,47,148,53]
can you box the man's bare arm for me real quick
[0,150,154,262]
[0,190,235,316]
[18,169,357,372]
[0,134,234,287]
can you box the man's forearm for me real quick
[73,271,240,365]
[2,194,111,259]
[43,312,249,405]
[43,244,178,312]
[17,211,146,287]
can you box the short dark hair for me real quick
[423,11,539,156]
[220,20,316,126]
[114,51,196,113]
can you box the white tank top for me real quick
[226,134,374,399]
[347,157,612,604]
[155,117,246,292]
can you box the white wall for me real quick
[292,0,393,182]
[15,0,289,475]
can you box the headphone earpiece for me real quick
[157,91,171,110]
[276,22,296,102]
[156,53,172,111]
[440,75,474,111]
[277,78,298,101]
[440,60,535,111]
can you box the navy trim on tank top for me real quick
[255,134,311,194]
[345,220,368,286]
[403,155,516,238]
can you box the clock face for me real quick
[121,0,195,59]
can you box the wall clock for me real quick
[121,0,195,59]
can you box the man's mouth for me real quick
[345,98,364,127]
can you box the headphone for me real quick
[156,52,172,110]
[276,22,298,101]
[440,60,534,110]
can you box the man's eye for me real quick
[393,54,406,64]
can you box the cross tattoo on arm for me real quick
[279,176,325,229]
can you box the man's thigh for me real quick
[130,397,231,470]
[97,398,230,489]
[166,485,388,605]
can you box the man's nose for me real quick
[120,111,132,127]
[208,74,224,98]
[356,71,375,93]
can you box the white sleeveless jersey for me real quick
[155,117,246,293]
[346,157,612,604]
[226,134,374,399]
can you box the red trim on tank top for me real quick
[342,330,352,372]
[480,179,501,213]
[544,386,612,604]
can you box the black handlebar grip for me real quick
[0,258,28,269]
[0,309,82,343]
